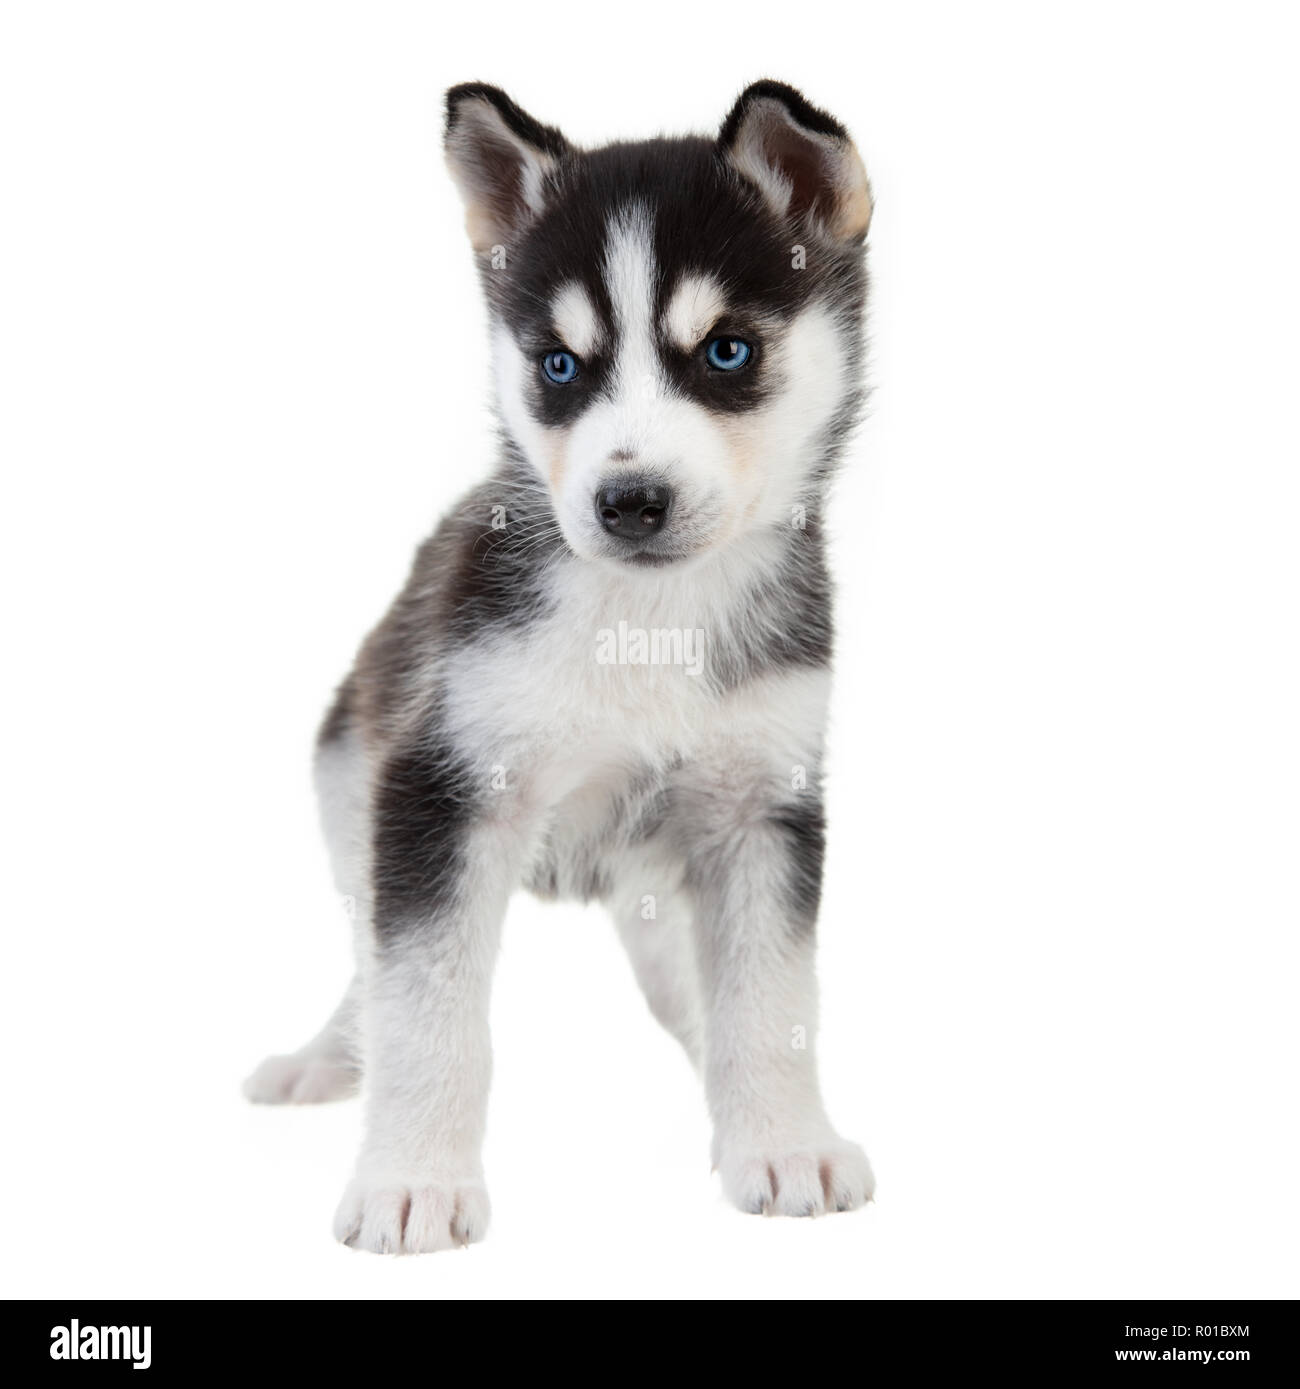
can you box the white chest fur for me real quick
[440,553,831,830]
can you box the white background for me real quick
[2,1,1297,1300]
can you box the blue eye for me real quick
[705,337,752,371]
[542,350,579,384]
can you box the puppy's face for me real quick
[445,82,871,567]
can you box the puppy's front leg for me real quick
[686,773,874,1218]
[334,742,519,1254]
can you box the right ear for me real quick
[718,80,872,243]
[443,84,571,253]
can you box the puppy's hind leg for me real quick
[243,976,362,1104]
[244,684,370,1105]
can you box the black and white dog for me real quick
[246,80,876,1253]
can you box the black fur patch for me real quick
[679,784,827,941]
[712,518,836,689]
[769,796,827,935]
[371,728,480,938]
[442,449,567,639]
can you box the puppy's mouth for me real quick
[590,521,722,569]
[619,549,684,568]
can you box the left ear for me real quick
[444,83,572,253]
[717,80,872,242]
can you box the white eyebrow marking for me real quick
[550,281,603,357]
[662,272,728,350]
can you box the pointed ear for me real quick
[443,84,571,252]
[717,81,872,243]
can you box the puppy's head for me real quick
[444,81,871,567]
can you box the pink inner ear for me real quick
[470,130,531,234]
[764,124,837,224]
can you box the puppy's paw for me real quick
[242,1053,360,1105]
[333,1177,491,1254]
[716,1135,874,1217]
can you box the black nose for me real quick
[594,483,673,542]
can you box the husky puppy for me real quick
[246,80,876,1253]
